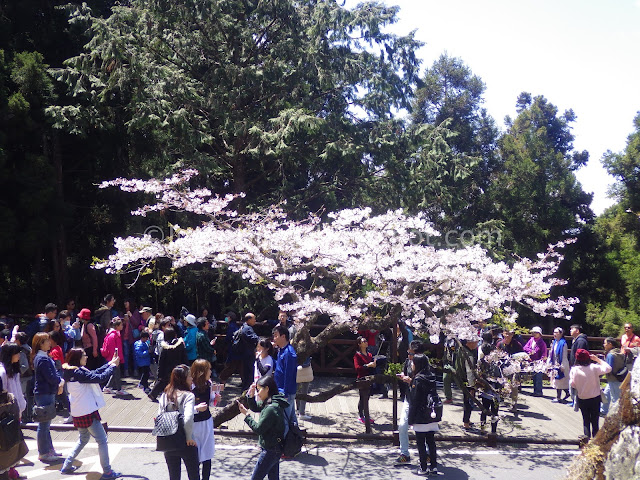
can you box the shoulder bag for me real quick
[152,399,186,452]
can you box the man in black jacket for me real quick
[569,324,589,366]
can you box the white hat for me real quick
[531,326,543,334]
[185,314,196,327]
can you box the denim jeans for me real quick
[122,340,130,373]
[398,398,410,456]
[251,446,281,480]
[62,418,111,473]
[283,393,297,437]
[600,381,621,415]
[532,372,543,396]
[35,393,56,455]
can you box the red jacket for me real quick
[354,351,374,379]
[101,329,124,362]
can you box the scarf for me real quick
[551,338,566,380]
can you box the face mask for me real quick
[63,321,70,328]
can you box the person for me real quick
[195,317,217,367]
[220,313,259,391]
[600,337,626,416]
[548,327,570,403]
[134,331,152,393]
[621,322,640,369]
[277,311,297,342]
[570,349,611,438]
[79,308,101,370]
[407,353,439,476]
[124,300,144,377]
[148,327,187,402]
[49,330,72,423]
[31,332,65,463]
[455,338,479,430]
[101,318,126,396]
[58,310,80,353]
[0,342,27,480]
[219,312,242,382]
[183,314,198,365]
[395,340,426,466]
[477,343,502,434]
[296,355,313,421]
[237,375,288,480]
[569,324,589,367]
[272,325,298,424]
[190,359,221,480]
[353,336,376,425]
[442,335,456,404]
[14,332,33,423]
[159,365,199,480]
[60,348,122,479]
[496,329,524,410]
[95,295,115,332]
[523,326,548,396]
[254,338,275,383]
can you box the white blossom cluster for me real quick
[96,171,579,341]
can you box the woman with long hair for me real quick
[190,360,221,480]
[353,336,376,425]
[60,348,121,479]
[407,353,440,476]
[237,375,288,480]
[160,365,198,480]
[31,332,65,463]
[0,342,27,480]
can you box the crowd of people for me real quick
[0,296,638,479]
[0,297,306,480]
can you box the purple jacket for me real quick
[524,336,548,361]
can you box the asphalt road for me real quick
[16,436,578,480]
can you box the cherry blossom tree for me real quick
[96,170,578,359]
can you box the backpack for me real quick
[232,328,246,351]
[611,350,628,382]
[281,407,304,458]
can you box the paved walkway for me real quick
[47,374,583,445]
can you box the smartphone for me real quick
[114,348,119,356]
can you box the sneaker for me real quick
[137,383,143,389]
[115,390,128,396]
[416,467,429,476]
[299,414,312,421]
[49,450,63,457]
[551,398,560,403]
[359,417,365,424]
[100,470,122,480]
[38,454,64,464]
[102,387,114,394]
[147,393,158,402]
[63,416,74,424]
[394,454,411,465]
[60,465,79,474]
[443,399,453,404]
[429,467,439,475]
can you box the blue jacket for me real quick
[133,339,151,367]
[33,351,62,395]
[62,362,115,384]
[274,343,297,395]
[184,326,198,361]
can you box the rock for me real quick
[604,425,640,480]
[631,355,640,405]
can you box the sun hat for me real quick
[530,326,543,335]
[185,314,196,327]
[77,308,92,320]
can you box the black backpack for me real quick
[281,408,304,458]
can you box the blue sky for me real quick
[347,0,640,214]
